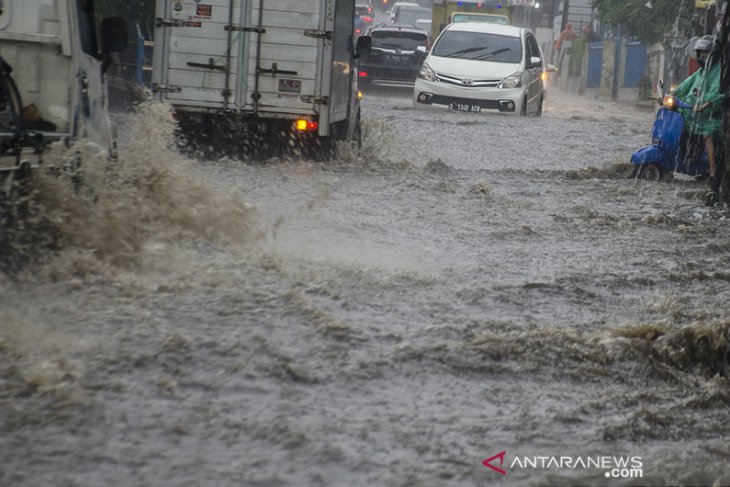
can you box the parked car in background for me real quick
[356,0,374,14]
[358,25,431,89]
[355,1,375,28]
[413,22,545,116]
[389,2,432,27]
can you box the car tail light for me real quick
[295,120,318,131]
[358,71,368,78]
[361,15,373,23]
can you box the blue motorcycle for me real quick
[631,88,709,181]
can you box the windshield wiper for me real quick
[472,48,511,61]
[442,46,492,58]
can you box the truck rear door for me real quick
[244,0,327,118]
[153,0,244,110]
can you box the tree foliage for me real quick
[591,0,706,44]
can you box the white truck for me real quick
[0,0,127,194]
[152,0,370,159]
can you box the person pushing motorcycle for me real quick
[672,35,724,191]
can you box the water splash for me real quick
[0,101,257,277]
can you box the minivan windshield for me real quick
[432,30,522,63]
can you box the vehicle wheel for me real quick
[635,163,663,181]
[519,97,527,116]
[535,96,543,117]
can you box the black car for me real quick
[357,25,430,89]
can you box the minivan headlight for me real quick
[498,72,522,89]
[418,63,437,82]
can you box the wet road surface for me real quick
[1,88,730,486]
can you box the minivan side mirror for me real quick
[529,56,542,68]
[355,35,372,59]
[99,17,128,54]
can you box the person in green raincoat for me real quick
[672,35,724,187]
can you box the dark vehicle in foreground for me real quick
[358,25,430,89]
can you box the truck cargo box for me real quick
[152,0,369,158]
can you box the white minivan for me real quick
[413,22,545,116]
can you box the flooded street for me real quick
[2,87,730,486]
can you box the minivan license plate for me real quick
[449,102,481,113]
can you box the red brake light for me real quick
[358,71,368,78]
[361,15,373,22]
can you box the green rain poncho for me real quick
[672,60,724,137]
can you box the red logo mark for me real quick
[482,451,507,475]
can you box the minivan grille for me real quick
[436,72,501,87]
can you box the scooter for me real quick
[631,82,709,181]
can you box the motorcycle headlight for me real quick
[418,63,437,82]
[498,72,522,89]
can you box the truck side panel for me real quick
[326,0,355,127]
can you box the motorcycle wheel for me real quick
[635,163,663,182]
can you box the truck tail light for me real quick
[295,119,318,131]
